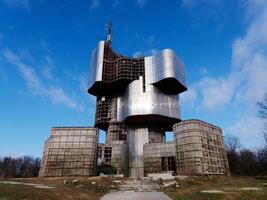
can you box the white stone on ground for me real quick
[173,175,188,180]
[162,181,177,187]
[112,180,122,183]
[201,190,225,194]
[241,187,261,191]
[147,173,174,181]
[0,181,55,189]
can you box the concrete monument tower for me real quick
[88,22,187,177]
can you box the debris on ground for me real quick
[201,189,225,193]
[148,173,174,181]
[162,181,177,188]
[241,187,261,191]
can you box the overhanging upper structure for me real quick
[88,40,187,176]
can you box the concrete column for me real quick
[127,127,149,177]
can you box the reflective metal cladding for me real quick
[86,39,188,177]
[89,41,104,88]
[88,40,187,130]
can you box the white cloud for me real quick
[46,87,77,109]
[137,0,146,8]
[41,55,53,80]
[90,0,99,9]
[132,51,142,58]
[148,48,157,55]
[198,67,208,76]
[2,48,83,111]
[198,76,236,111]
[2,0,30,9]
[180,87,197,106]
[3,49,42,91]
[112,0,119,7]
[182,0,220,7]
[135,33,156,45]
[189,1,267,112]
[132,48,157,58]
[227,116,264,148]
[182,0,267,146]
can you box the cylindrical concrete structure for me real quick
[173,120,230,175]
[39,127,98,177]
[127,127,149,177]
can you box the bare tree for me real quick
[225,135,242,175]
[239,148,257,176]
[257,147,267,175]
[0,156,41,178]
[225,135,241,151]
[257,93,267,143]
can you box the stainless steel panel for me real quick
[117,78,181,121]
[88,41,105,88]
[145,49,186,87]
[127,127,149,177]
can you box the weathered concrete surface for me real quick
[101,191,172,200]
[118,178,160,192]
[128,127,149,177]
[148,173,174,181]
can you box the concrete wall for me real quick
[97,141,127,175]
[39,127,98,177]
[173,120,230,175]
[127,127,149,177]
[143,142,176,175]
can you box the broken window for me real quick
[104,147,112,163]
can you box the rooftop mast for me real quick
[105,20,112,44]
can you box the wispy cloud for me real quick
[192,0,267,111]
[2,0,30,10]
[2,48,83,111]
[227,116,263,148]
[112,0,119,7]
[137,0,146,8]
[41,55,53,80]
[135,33,155,45]
[182,0,220,7]
[90,0,99,9]
[132,34,157,57]
[132,48,157,58]
[183,0,267,147]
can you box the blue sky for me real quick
[0,0,267,157]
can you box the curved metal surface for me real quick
[117,78,181,122]
[88,41,186,126]
[88,41,104,89]
[145,49,186,89]
[88,43,186,95]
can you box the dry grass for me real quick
[163,176,267,200]
[0,176,266,200]
[0,177,109,200]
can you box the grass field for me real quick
[0,176,266,200]
[162,176,267,200]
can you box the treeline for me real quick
[0,156,41,178]
[226,135,267,176]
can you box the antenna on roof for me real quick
[105,19,112,44]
